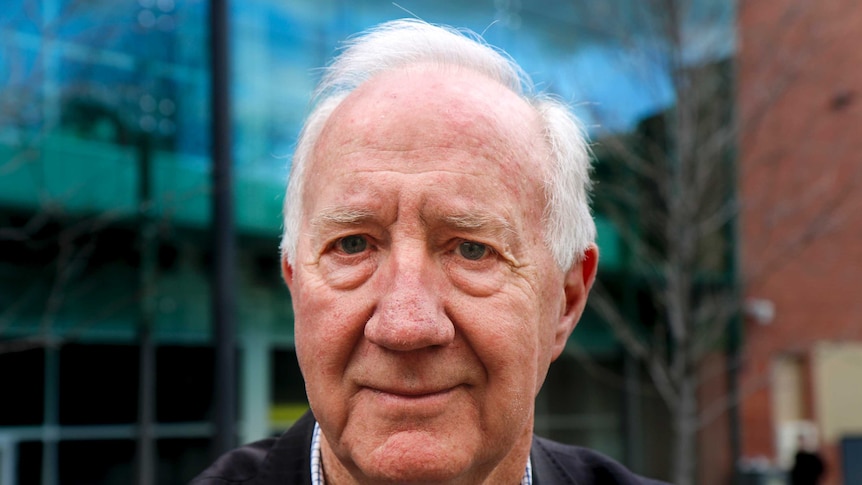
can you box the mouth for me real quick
[368,385,456,398]
[361,385,462,411]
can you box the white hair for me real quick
[280,19,595,270]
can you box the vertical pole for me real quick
[41,2,61,481]
[41,345,58,485]
[135,133,156,485]
[210,0,237,457]
[0,435,18,485]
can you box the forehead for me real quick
[310,65,547,181]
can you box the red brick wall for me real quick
[737,0,862,483]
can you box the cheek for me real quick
[293,280,373,377]
[471,319,544,431]
[532,284,567,388]
[471,285,560,394]
[456,295,543,382]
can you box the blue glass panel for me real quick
[51,0,207,67]
[0,1,43,35]
[0,29,44,141]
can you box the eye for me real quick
[337,235,369,254]
[457,241,488,261]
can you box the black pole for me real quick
[135,132,156,485]
[210,0,237,457]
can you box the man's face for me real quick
[284,66,595,484]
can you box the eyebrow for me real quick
[309,207,378,229]
[439,213,515,234]
[435,212,522,250]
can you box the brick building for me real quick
[738,0,862,483]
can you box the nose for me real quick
[364,246,455,351]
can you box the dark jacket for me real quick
[191,412,668,484]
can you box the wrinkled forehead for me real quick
[311,64,549,181]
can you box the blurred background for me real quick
[1,0,860,484]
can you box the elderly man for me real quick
[194,19,666,485]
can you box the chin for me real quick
[354,430,479,484]
[359,459,469,485]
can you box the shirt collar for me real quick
[311,421,533,485]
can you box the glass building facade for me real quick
[1,1,732,482]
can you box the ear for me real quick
[551,244,598,360]
[281,256,295,291]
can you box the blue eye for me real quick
[339,235,368,254]
[458,241,487,261]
